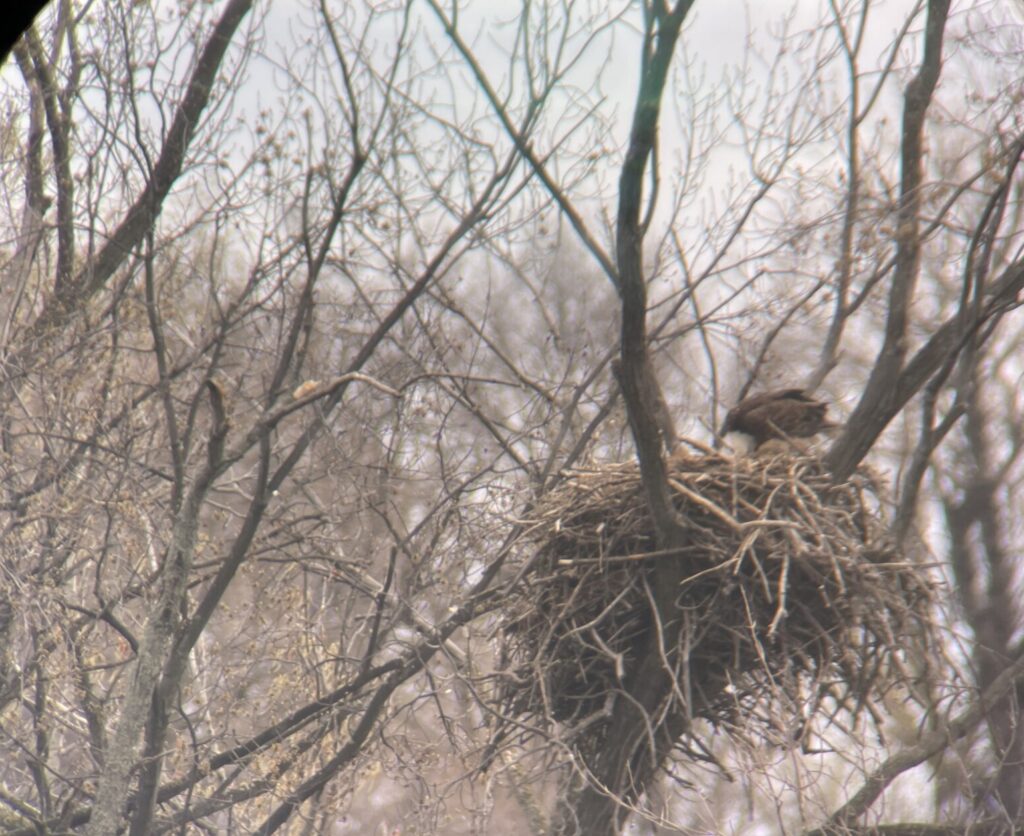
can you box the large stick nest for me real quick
[499,443,935,755]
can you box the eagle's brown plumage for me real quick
[721,388,834,449]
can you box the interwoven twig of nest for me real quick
[500,442,935,751]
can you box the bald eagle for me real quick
[721,388,835,452]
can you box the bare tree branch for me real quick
[568,3,695,833]
[825,0,951,479]
[807,652,1024,835]
[2,0,254,385]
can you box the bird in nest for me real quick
[721,388,836,455]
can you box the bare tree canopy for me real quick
[1,0,1023,834]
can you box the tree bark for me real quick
[565,3,695,833]
[825,0,951,480]
[80,10,255,830]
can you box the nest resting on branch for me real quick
[500,443,935,755]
